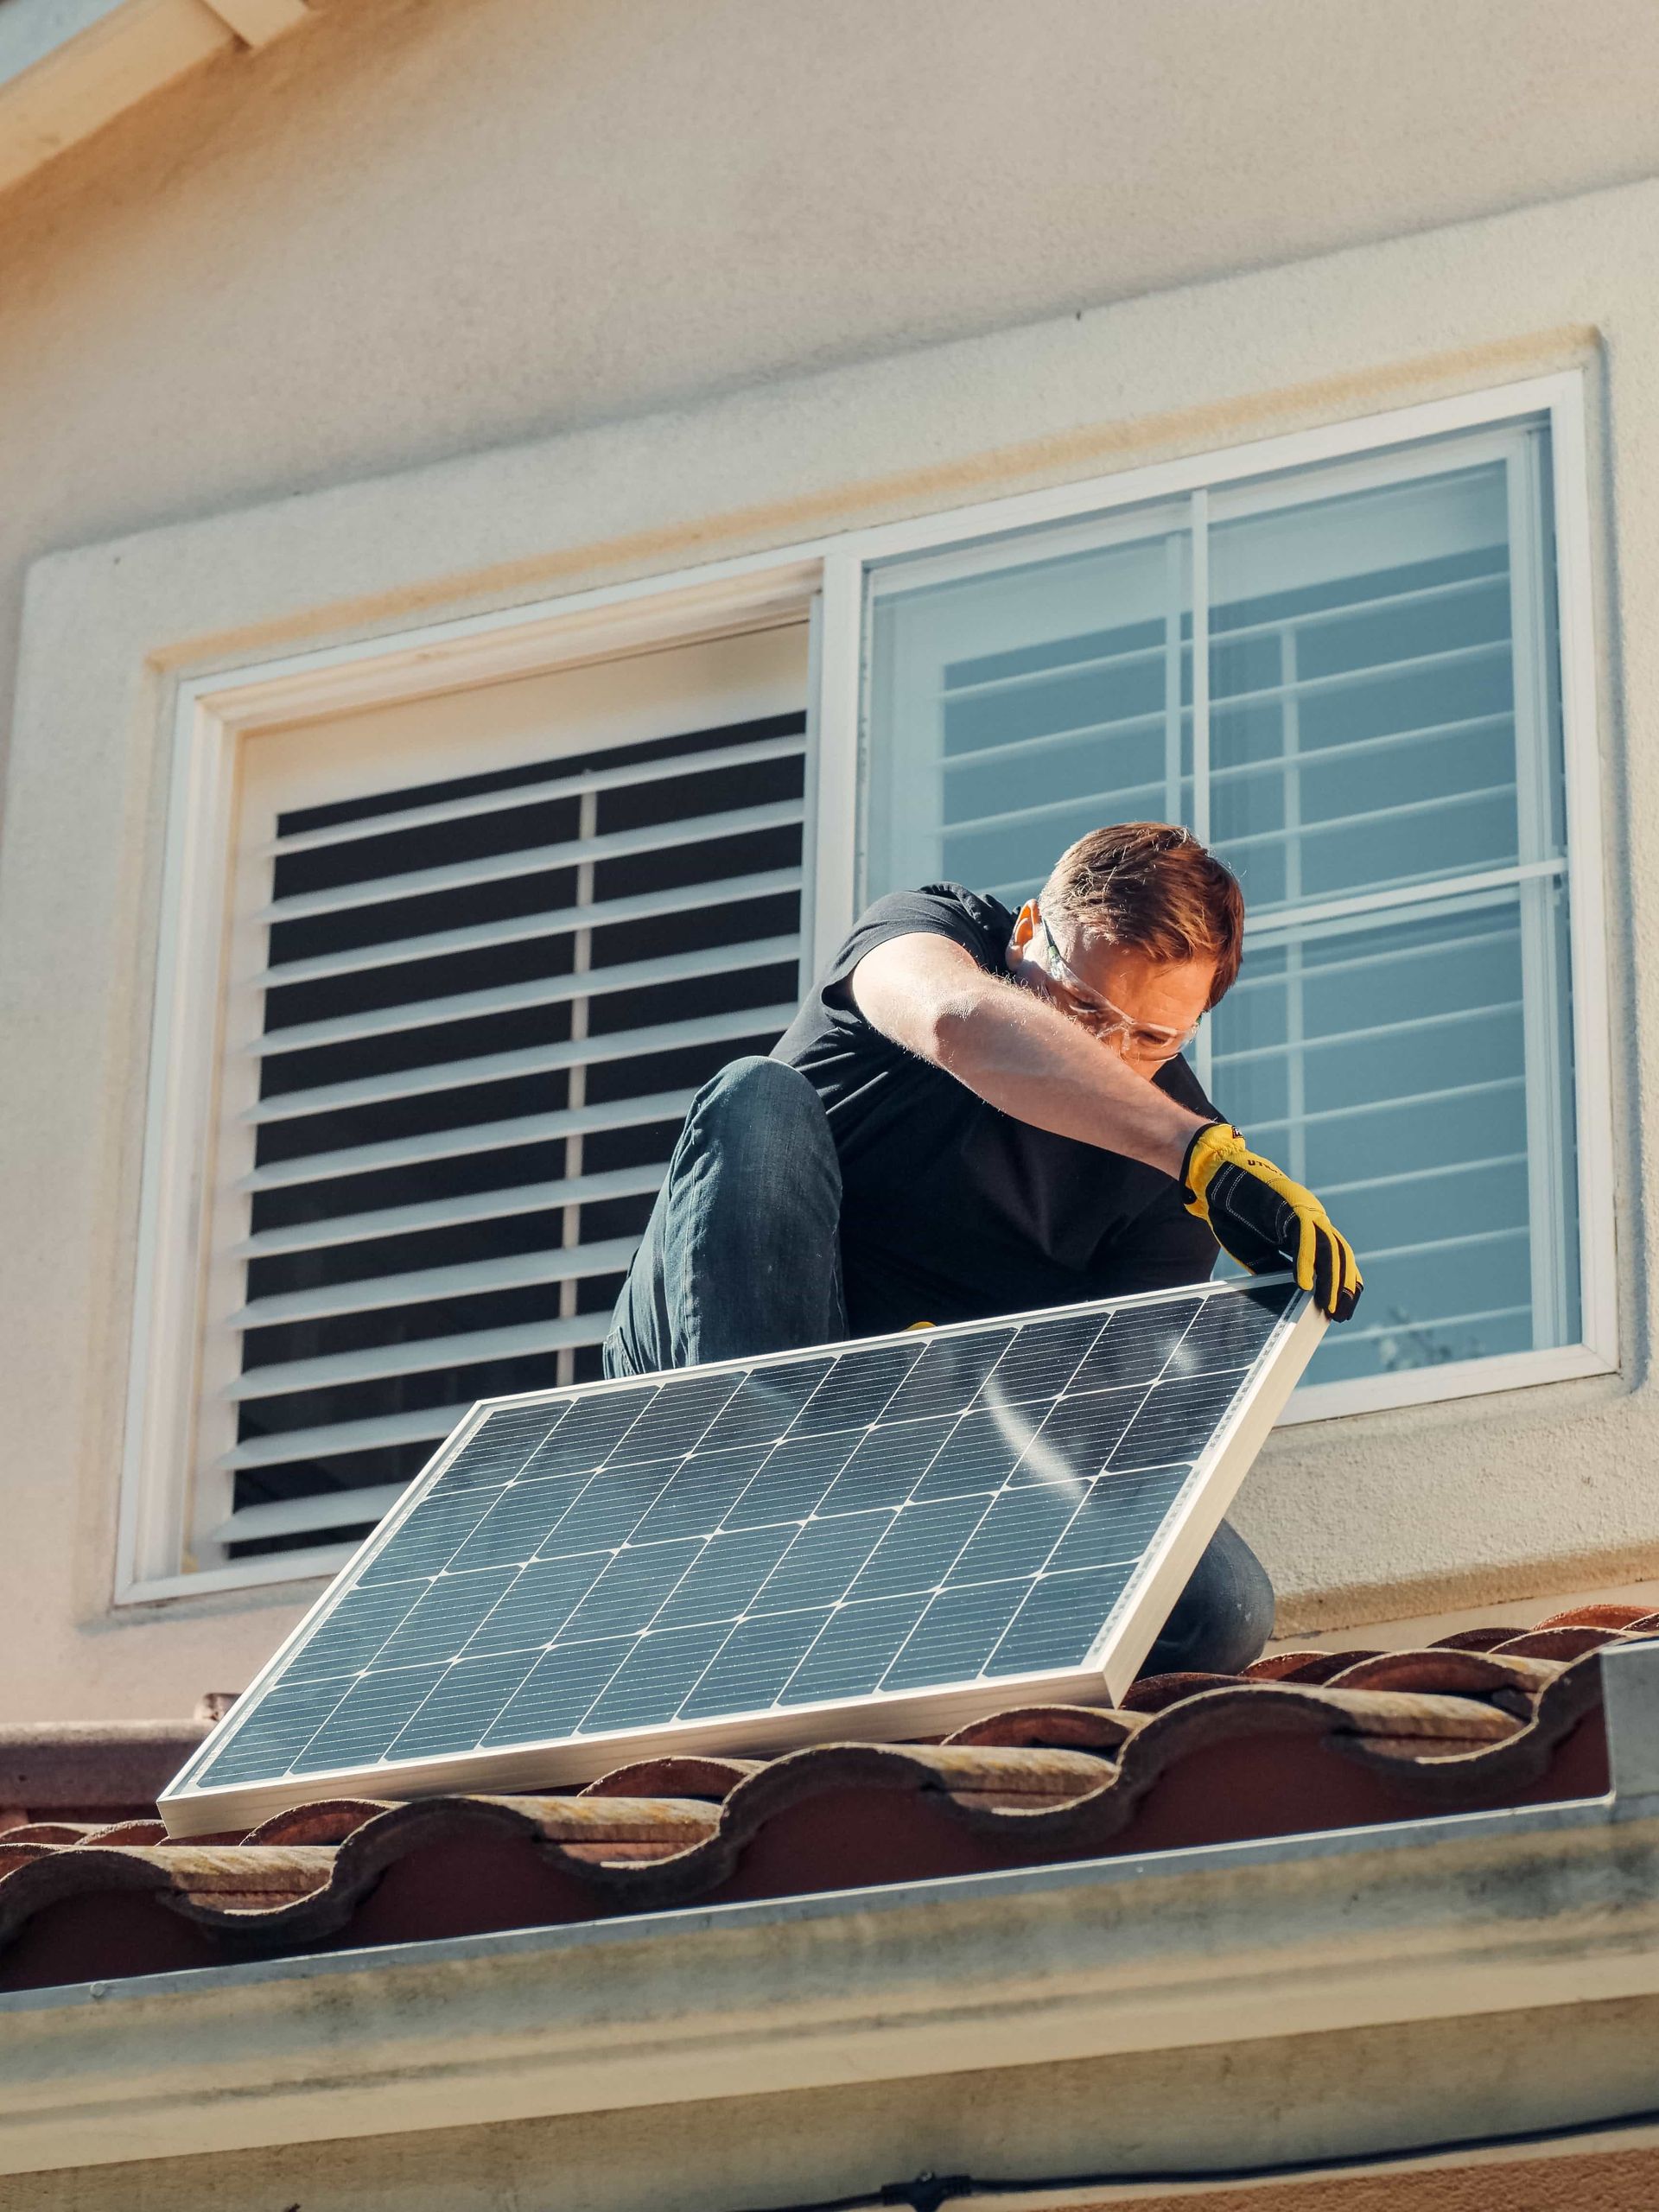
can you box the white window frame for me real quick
[117,371,1615,1605]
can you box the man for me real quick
[604,822,1360,1676]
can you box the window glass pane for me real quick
[867,516,1191,907]
[1206,463,1550,915]
[1209,886,1579,1383]
[862,425,1580,1398]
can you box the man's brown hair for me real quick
[1039,823,1245,1008]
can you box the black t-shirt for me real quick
[772,885,1222,1338]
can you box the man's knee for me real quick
[1145,1521,1275,1678]
[1213,1527,1277,1673]
[680,1057,835,1188]
[690,1055,824,1130]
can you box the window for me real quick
[863,422,1586,1402]
[189,626,810,1575]
[123,378,1611,1599]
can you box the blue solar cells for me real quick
[385,1649,542,1762]
[579,1621,733,1734]
[296,1662,447,1769]
[677,1607,830,1721]
[780,1593,922,1706]
[445,1477,594,1573]
[371,1566,521,1670]
[985,1563,1141,1677]
[652,1522,797,1630]
[628,1445,773,1544]
[464,1550,612,1656]
[846,1491,989,1602]
[481,1636,635,1745]
[880,1577,1032,1693]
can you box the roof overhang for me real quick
[0,0,308,196]
[0,1642,1656,2191]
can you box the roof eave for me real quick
[0,0,308,200]
[2,1642,1658,2182]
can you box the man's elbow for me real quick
[923,990,989,1075]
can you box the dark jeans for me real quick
[606,1056,1276,1679]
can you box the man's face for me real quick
[1007,900,1217,1077]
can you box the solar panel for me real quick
[161,1276,1322,1836]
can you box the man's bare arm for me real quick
[849,932,1205,1181]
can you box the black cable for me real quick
[735,2098,1659,2212]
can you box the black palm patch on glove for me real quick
[1204,1161,1300,1275]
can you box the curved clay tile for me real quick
[0,1840,63,1878]
[0,1652,1617,1985]
[1491,1625,1630,1661]
[1533,1603,1657,1630]
[1120,1670,1244,1710]
[0,1841,334,1955]
[1239,1650,1382,1685]
[1429,1628,1523,1652]
[1323,1649,1560,1699]
[241,1800,397,1847]
[577,1755,763,1802]
[943,1706,1140,1752]
[1330,1656,1606,1796]
[1242,1650,1338,1681]
[77,1820,170,1847]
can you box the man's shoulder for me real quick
[779,884,1014,1070]
[851,882,1014,958]
[921,881,1016,936]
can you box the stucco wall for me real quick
[4,0,1659,771]
[3,1992,1656,2211]
[3,1,1659,1718]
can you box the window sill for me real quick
[1281,1339,1618,1426]
[117,1546,354,1608]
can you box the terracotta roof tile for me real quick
[942,1705,1138,1752]
[240,1800,399,1847]
[1491,1624,1630,1660]
[1244,1648,1385,1683]
[1120,1669,1245,1709]
[575,1754,765,1799]
[1535,1603,1659,1629]
[1427,1627,1521,1651]
[1318,1648,1561,1697]
[0,1621,1634,1994]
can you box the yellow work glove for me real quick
[1181,1122,1363,1322]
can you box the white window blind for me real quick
[863,423,1578,1394]
[200,666,807,1571]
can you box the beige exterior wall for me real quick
[3,1993,1656,2211]
[3,0,1659,1717]
[5,0,1659,767]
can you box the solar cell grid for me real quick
[389,1649,542,1759]
[168,1278,1318,1825]
[880,1331,1014,1421]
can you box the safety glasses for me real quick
[1037,917,1200,1064]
